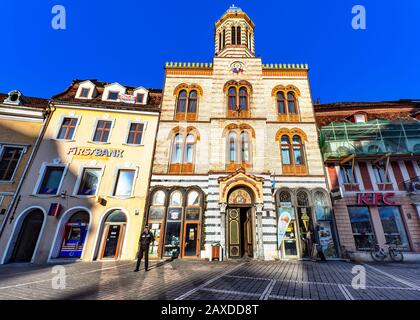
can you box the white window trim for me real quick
[123,120,148,146]
[102,83,126,102]
[109,166,139,199]
[0,144,27,183]
[72,165,105,197]
[53,115,82,141]
[75,80,95,99]
[133,87,149,105]
[33,163,68,196]
[89,117,116,144]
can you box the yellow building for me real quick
[0,90,49,231]
[0,80,161,264]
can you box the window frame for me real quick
[90,118,115,144]
[347,206,376,251]
[227,85,250,118]
[226,129,252,171]
[33,163,68,196]
[125,121,147,146]
[111,167,138,198]
[73,166,104,197]
[169,133,197,174]
[274,90,300,121]
[280,133,308,175]
[79,87,90,98]
[55,115,81,141]
[175,89,199,121]
[136,93,145,104]
[0,145,26,182]
[107,91,120,101]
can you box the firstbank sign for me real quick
[67,147,124,158]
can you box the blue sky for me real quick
[0,0,419,103]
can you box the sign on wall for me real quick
[277,207,293,249]
[357,193,396,206]
[67,147,124,159]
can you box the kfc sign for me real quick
[357,193,396,206]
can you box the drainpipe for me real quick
[0,102,54,239]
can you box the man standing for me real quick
[134,225,155,272]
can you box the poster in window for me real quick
[186,207,200,220]
[149,207,165,221]
[317,221,337,258]
[168,207,182,221]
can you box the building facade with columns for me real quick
[147,6,338,261]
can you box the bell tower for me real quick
[214,5,255,58]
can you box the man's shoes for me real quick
[145,268,149,272]
[133,269,139,272]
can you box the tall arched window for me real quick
[236,26,241,45]
[277,92,286,114]
[241,131,250,163]
[226,129,252,171]
[279,132,307,175]
[227,84,250,118]
[231,26,236,44]
[229,131,237,162]
[175,88,199,121]
[274,89,300,121]
[314,191,330,220]
[239,87,248,111]
[169,132,197,174]
[228,87,237,111]
[287,92,297,114]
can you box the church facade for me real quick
[147,6,338,261]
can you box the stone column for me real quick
[219,203,227,261]
[255,203,264,260]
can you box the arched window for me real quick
[236,26,241,45]
[170,191,182,207]
[287,92,297,114]
[171,134,183,164]
[281,135,291,165]
[292,135,304,165]
[187,91,197,113]
[231,26,236,45]
[187,190,200,206]
[240,131,250,162]
[153,190,166,206]
[277,92,286,114]
[226,129,252,171]
[177,90,187,113]
[314,191,331,220]
[175,88,199,121]
[278,190,292,204]
[229,131,237,162]
[169,132,197,174]
[227,84,251,118]
[222,29,226,48]
[228,87,237,111]
[239,87,248,111]
[279,132,307,175]
[218,32,222,51]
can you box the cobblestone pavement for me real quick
[0,259,419,300]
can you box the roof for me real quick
[0,92,49,109]
[315,100,420,111]
[52,79,162,112]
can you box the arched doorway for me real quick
[98,210,127,259]
[57,210,90,259]
[10,209,44,263]
[227,187,255,259]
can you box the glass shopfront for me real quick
[147,188,203,259]
[378,206,409,249]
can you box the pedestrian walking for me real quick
[134,225,155,272]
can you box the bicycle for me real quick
[370,240,404,262]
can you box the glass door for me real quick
[183,223,199,257]
[282,220,299,258]
[101,224,124,259]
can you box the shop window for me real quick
[57,117,78,140]
[93,120,112,143]
[280,134,307,175]
[348,206,375,250]
[113,169,135,197]
[314,191,331,221]
[77,168,101,196]
[164,191,183,257]
[37,166,65,195]
[148,190,166,256]
[169,133,196,174]
[339,163,358,185]
[296,190,313,258]
[127,122,144,145]
[0,146,24,181]
[378,206,409,249]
